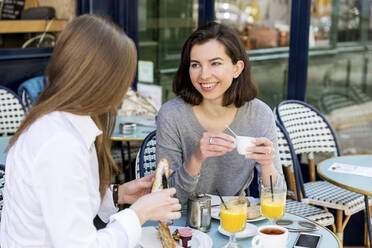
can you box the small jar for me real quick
[178,227,192,248]
[119,122,136,134]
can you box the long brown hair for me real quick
[173,22,258,107]
[9,14,137,198]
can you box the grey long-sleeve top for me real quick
[156,97,283,204]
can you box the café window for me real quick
[337,0,361,42]
[369,0,372,40]
[310,0,332,46]
[0,0,75,48]
[215,0,291,50]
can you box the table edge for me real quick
[317,155,372,197]
[289,212,342,247]
[110,137,145,142]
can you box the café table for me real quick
[143,212,341,247]
[317,155,372,248]
[111,116,156,181]
[0,136,12,165]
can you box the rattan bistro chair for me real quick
[275,99,372,241]
[0,86,26,136]
[135,130,157,179]
[0,163,5,220]
[276,121,334,227]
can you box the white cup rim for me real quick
[235,135,255,140]
[257,225,288,236]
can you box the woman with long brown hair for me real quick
[0,14,180,248]
[156,22,284,204]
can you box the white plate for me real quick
[138,226,213,248]
[218,223,258,238]
[207,194,259,207]
[211,205,266,222]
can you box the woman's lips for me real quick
[200,82,218,92]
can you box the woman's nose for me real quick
[200,66,211,79]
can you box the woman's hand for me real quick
[245,137,275,167]
[192,132,236,162]
[186,132,235,176]
[130,188,182,225]
[118,174,154,204]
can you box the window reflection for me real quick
[369,0,372,40]
[215,0,291,50]
[338,0,361,42]
[310,0,332,46]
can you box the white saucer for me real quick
[207,194,259,206]
[139,226,213,248]
[218,223,258,238]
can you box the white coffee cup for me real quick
[251,225,288,248]
[235,136,256,155]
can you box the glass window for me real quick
[215,0,291,50]
[310,0,332,46]
[369,0,372,40]
[337,0,361,42]
[137,0,199,104]
[0,0,75,48]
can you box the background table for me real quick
[111,116,156,181]
[317,155,372,247]
[143,212,341,247]
[0,136,12,166]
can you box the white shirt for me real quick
[0,111,141,248]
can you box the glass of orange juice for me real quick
[220,197,248,248]
[260,177,286,224]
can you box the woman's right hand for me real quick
[192,132,236,162]
[130,188,181,225]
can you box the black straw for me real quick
[216,189,229,210]
[270,175,274,201]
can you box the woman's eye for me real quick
[190,63,199,68]
[212,61,221,66]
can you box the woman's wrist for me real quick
[261,163,278,181]
[117,184,126,204]
[185,153,203,177]
[112,184,119,207]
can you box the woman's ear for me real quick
[233,60,244,78]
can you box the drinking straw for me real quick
[216,189,229,210]
[224,124,238,137]
[270,175,274,202]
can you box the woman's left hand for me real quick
[118,174,155,204]
[245,137,275,167]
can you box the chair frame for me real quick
[275,99,341,182]
[276,121,306,200]
[276,121,334,227]
[0,163,5,219]
[138,130,157,178]
[0,85,26,136]
[275,99,372,242]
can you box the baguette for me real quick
[151,158,170,193]
[158,221,176,248]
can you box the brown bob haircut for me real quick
[10,14,137,198]
[173,22,258,107]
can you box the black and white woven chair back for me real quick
[21,89,33,111]
[0,86,26,136]
[275,100,340,156]
[0,163,5,219]
[275,121,305,200]
[136,130,157,178]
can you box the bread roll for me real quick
[151,158,170,192]
[158,221,176,248]
[247,205,262,220]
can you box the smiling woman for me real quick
[156,22,285,205]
